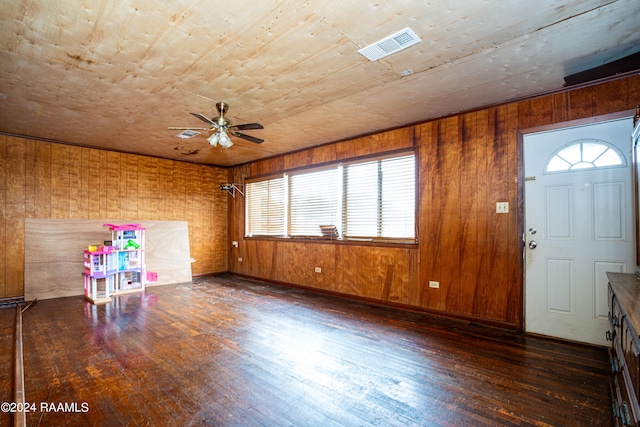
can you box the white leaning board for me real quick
[25,219,192,300]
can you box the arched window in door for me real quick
[544,138,626,173]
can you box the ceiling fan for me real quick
[169,102,263,148]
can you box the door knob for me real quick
[528,240,537,249]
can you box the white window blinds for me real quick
[245,177,285,236]
[380,155,415,238]
[343,155,415,239]
[343,161,379,237]
[289,168,339,236]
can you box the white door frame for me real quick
[516,109,636,334]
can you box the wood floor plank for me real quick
[9,275,613,426]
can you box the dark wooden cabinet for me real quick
[607,272,640,426]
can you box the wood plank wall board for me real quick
[439,116,463,314]
[228,75,640,328]
[416,121,443,310]
[24,140,36,219]
[34,142,52,219]
[336,245,411,303]
[309,144,338,165]
[68,146,82,218]
[568,79,629,120]
[5,137,26,298]
[24,219,192,300]
[630,75,640,106]
[552,92,571,123]
[459,111,485,317]
[0,141,228,297]
[0,136,6,298]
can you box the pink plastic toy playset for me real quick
[83,223,149,304]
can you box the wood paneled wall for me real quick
[0,139,229,298]
[228,75,640,329]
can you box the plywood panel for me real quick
[157,158,173,221]
[517,96,554,129]
[387,126,416,150]
[592,79,628,117]
[34,142,52,219]
[309,144,337,165]
[628,75,640,109]
[210,166,229,274]
[138,157,155,220]
[552,92,570,123]
[51,144,70,219]
[469,109,490,316]
[125,154,139,219]
[105,151,122,220]
[24,219,192,300]
[24,140,36,219]
[251,157,284,177]
[68,146,83,218]
[439,116,463,313]
[372,248,409,304]
[283,151,310,169]
[88,148,102,219]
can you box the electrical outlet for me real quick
[238,257,243,262]
[429,281,440,288]
[496,202,509,213]
[314,267,322,273]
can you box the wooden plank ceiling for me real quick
[0,0,638,167]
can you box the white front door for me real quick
[524,117,634,346]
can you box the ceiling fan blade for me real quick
[168,127,209,130]
[190,112,219,127]
[231,132,264,144]
[230,123,263,131]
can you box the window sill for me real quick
[243,235,418,249]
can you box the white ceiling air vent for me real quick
[176,130,200,139]
[358,27,421,62]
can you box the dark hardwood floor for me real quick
[1,275,612,426]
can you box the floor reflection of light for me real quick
[82,292,159,358]
[248,308,426,417]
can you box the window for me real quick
[245,177,285,237]
[545,139,626,173]
[343,155,415,239]
[245,152,416,242]
[289,168,339,237]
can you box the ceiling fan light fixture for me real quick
[170,102,262,149]
[219,130,233,148]
[207,132,220,146]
